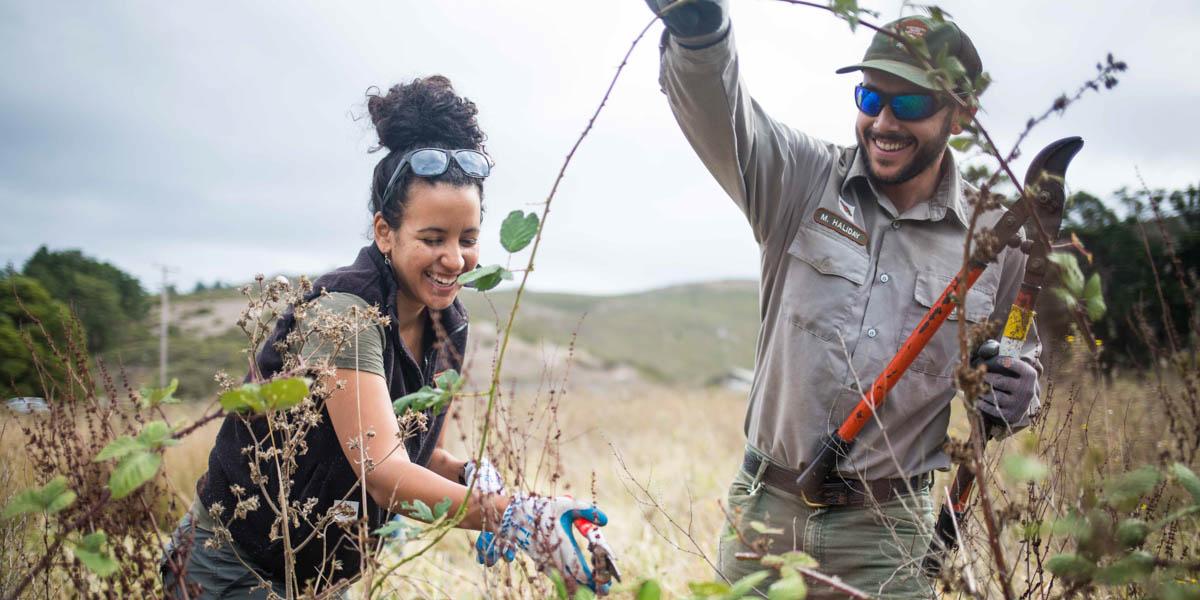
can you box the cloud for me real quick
[2,0,1195,294]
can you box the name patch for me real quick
[814,208,868,246]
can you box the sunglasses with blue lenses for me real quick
[381,147,493,203]
[854,84,943,122]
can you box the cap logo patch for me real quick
[897,18,930,38]
[815,208,868,246]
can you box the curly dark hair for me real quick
[366,75,487,227]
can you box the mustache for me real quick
[864,130,915,145]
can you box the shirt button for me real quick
[867,328,878,338]
[879,273,890,283]
[891,220,901,230]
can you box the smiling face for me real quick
[374,179,481,314]
[855,69,966,187]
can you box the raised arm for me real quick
[650,0,838,244]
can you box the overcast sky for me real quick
[2,1,1196,295]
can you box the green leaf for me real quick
[72,531,118,577]
[948,136,975,152]
[500,210,539,253]
[136,420,174,449]
[434,369,462,393]
[573,587,597,600]
[1082,272,1107,320]
[1094,550,1154,586]
[94,435,143,462]
[1102,466,1161,511]
[140,378,179,408]
[767,574,808,600]
[260,377,310,411]
[393,387,443,416]
[458,264,512,292]
[3,475,76,519]
[1046,553,1096,583]
[1049,287,1079,312]
[1083,272,1102,301]
[1170,462,1200,506]
[550,568,569,600]
[401,499,435,523]
[1051,512,1090,540]
[778,551,818,569]
[2,490,43,519]
[373,520,405,538]
[219,384,264,413]
[432,497,452,520]
[635,579,663,600]
[108,451,162,499]
[1116,518,1150,548]
[724,570,771,599]
[749,520,784,535]
[1085,294,1107,322]
[1049,251,1086,297]
[45,488,78,515]
[688,581,731,596]
[1001,453,1048,483]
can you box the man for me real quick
[641,2,1041,598]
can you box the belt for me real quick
[742,450,930,508]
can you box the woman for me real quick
[162,76,609,598]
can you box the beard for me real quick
[857,112,953,186]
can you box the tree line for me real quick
[3,184,1196,398]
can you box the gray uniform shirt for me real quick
[658,29,1040,480]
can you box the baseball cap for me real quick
[836,16,981,92]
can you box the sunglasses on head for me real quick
[854,84,944,122]
[380,147,493,203]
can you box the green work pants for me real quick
[717,455,936,599]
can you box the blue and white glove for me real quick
[463,458,513,566]
[485,495,611,594]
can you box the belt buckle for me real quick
[820,483,850,506]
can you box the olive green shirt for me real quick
[658,28,1040,479]
[296,292,386,378]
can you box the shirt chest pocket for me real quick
[900,270,997,378]
[784,226,869,344]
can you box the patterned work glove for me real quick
[643,0,729,48]
[462,458,513,566]
[486,495,612,594]
[975,354,1039,437]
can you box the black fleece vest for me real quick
[196,244,468,588]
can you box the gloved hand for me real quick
[463,458,514,566]
[487,495,613,595]
[643,0,729,48]
[975,353,1039,437]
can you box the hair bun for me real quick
[366,75,485,154]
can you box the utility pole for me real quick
[155,264,176,388]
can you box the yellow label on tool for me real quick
[1003,306,1035,341]
[1000,306,1036,356]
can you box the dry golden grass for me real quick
[5,386,748,598]
[4,345,1188,598]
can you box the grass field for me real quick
[134,385,750,598]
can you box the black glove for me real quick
[643,0,729,47]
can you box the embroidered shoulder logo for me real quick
[815,208,868,246]
[838,197,857,219]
